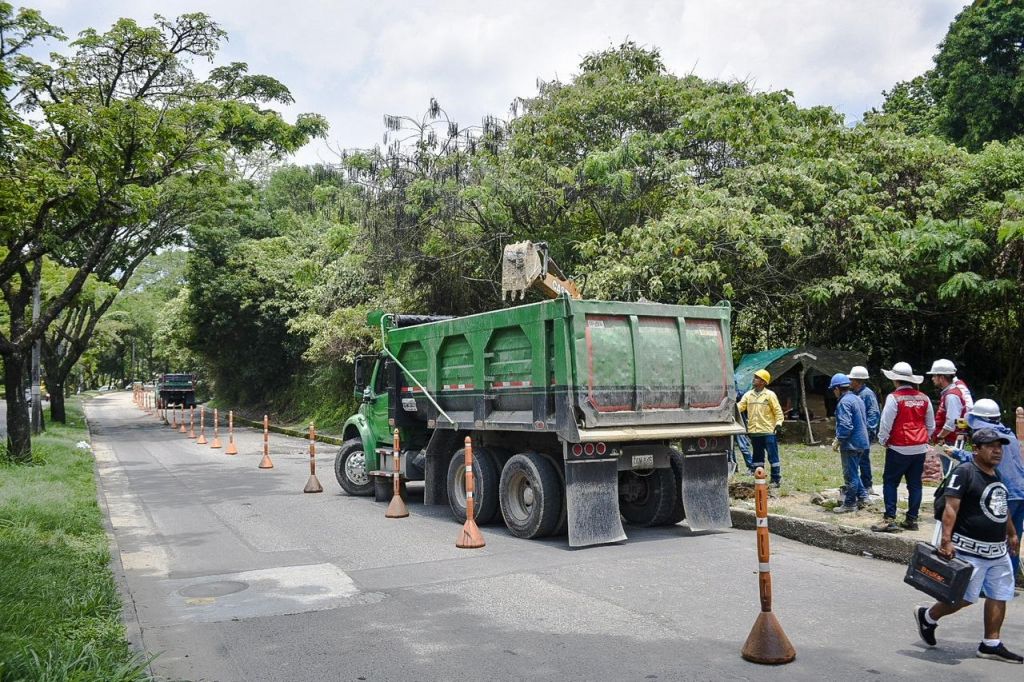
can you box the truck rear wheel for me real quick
[499,452,562,539]
[447,446,500,525]
[663,449,686,525]
[618,466,675,526]
[335,438,373,496]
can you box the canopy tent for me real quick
[734,346,869,443]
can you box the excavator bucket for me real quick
[565,459,627,547]
[678,451,733,531]
[501,241,545,300]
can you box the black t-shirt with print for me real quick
[946,462,1009,544]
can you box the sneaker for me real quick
[900,517,919,531]
[914,607,937,647]
[833,505,858,514]
[871,517,902,533]
[976,642,1023,664]
[857,498,870,510]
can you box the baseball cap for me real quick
[971,428,1010,446]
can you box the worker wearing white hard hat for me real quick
[847,365,880,500]
[942,398,1024,579]
[927,359,974,478]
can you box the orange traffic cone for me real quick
[187,406,196,439]
[258,415,274,469]
[225,410,238,455]
[740,467,796,665]
[210,409,222,449]
[196,406,207,444]
[178,406,187,434]
[456,436,485,548]
[385,429,409,518]
[303,423,323,493]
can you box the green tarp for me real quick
[734,346,867,393]
[734,348,795,393]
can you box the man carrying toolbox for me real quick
[915,428,1021,664]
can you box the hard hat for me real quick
[828,373,851,390]
[754,369,771,384]
[926,359,957,375]
[848,366,869,380]
[969,398,1001,420]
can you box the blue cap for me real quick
[829,373,851,389]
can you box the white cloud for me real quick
[29,0,968,164]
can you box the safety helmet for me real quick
[926,359,957,375]
[828,373,851,390]
[969,398,1001,420]
[848,366,869,380]
[754,369,771,384]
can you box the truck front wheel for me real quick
[335,438,373,496]
[618,466,675,526]
[447,447,500,525]
[499,452,562,539]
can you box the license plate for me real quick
[631,454,654,469]
[402,398,417,412]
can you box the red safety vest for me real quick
[933,384,966,444]
[889,387,930,447]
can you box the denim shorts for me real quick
[956,551,1016,603]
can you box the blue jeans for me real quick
[1009,499,1024,577]
[882,449,925,520]
[840,448,868,507]
[749,434,781,483]
[842,448,873,495]
[737,434,753,470]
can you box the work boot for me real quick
[976,642,1023,664]
[833,505,858,514]
[900,517,919,531]
[871,516,901,533]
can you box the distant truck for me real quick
[336,298,743,547]
[155,373,196,408]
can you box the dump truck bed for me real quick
[385,298,736,441]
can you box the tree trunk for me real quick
[49,381,66,423]
[3,351,32,462]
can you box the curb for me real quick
[730,507,917,563]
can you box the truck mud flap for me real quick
[565,459,627,548]
[678,452,732,531]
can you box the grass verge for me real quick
[0,398,149,682]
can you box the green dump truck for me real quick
[155,373,196,408]
[336,298,743,547]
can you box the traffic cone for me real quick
[385,429,409,518]
[740,467,796,665]
[187,406,196,439]
[303,422,323,493]
[225,410,238,455]
[178,406,187,434]
[210,409,222,449]
[258,415,274,469]
[456,436,484,548]
[196,406,207,445]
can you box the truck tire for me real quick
[447,447,500,525]
[661,449,687,525]
[334,438,373,496]
[499,452,562,539]
[618,466,675,526]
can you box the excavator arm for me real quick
[501,240,581,301]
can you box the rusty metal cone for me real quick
[225,439,238,455]
[258,453,274,469]
[385,491,409,518]
[179,422,187,434]
[196,433,207,445]
[741,611,796,665]
[456,518,485,548]
[303,473,323,493]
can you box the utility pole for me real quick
[31,272,43,434]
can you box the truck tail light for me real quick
[583,443,595,456]
[595,442,607,455]
[698,437,708,449]
[571,443,584,457]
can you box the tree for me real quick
[930,0,1024,150]
[0,10,326,460]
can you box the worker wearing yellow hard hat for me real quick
[738,368,785,486]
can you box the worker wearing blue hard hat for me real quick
[831,373,870,514]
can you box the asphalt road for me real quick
[87,392,1019,681]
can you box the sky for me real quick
[29,1,968,165]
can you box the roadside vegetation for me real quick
[0,398,148,681]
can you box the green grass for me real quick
[0,399,149,682]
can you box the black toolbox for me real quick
[904,542,974,605]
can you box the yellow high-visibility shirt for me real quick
[738,388,784,434]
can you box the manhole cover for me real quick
[179,580,249,598]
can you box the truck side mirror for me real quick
[354,356,372,393]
